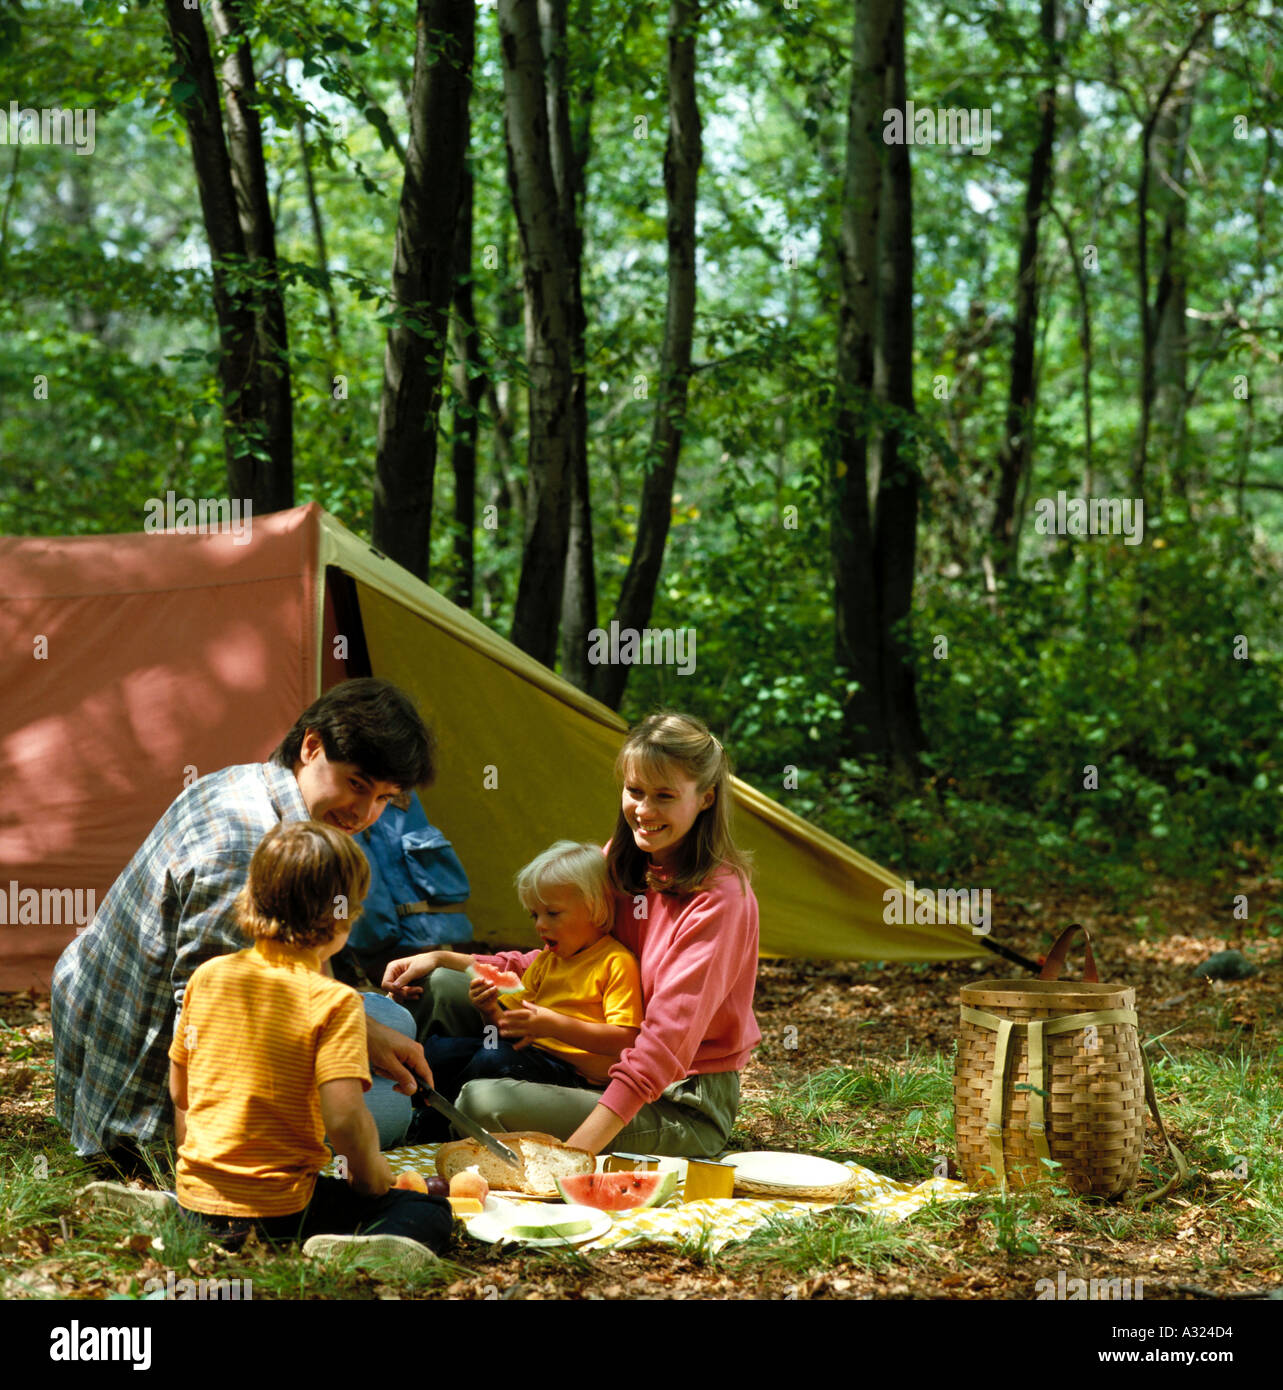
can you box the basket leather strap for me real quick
[1038,923,1098,983]
[1128,1046,1190,1207]
[961,1006,1185,1199]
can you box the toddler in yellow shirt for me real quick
[383,841,641,1134]
[169,820,451,1268]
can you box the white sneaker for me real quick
[77,1181,176,1216]
[302,1232,438,1275]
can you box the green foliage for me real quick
[3,0,1283,903]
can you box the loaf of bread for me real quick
[434,1131,595,1196]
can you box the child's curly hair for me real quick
[236,820,370,950]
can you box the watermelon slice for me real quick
[554,1170,678,1212]
[467,961,527,1008]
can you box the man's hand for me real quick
[365,1016,434,1095]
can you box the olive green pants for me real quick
[411,967,739,1158]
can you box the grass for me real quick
[0,1133,467,1301]
[730,1208,931,1280]
[725,1039,1283,1289]
[4,997,1281,1298]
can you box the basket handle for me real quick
[1038,923,1098,982]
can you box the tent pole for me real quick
[974,935,1042,974]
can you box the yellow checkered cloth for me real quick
[332,1145,975,1254]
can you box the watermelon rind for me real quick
[507,1216,594,1240]
[554,1169,678,1212]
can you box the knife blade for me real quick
[422,1086,521,1170]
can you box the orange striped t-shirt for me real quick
[168,939,370,1217]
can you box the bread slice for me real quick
[434,1131,595,1196]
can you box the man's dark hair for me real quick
[271,678,436,789]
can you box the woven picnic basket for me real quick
[954,924,1187,1201]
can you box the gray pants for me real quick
[413,967,739,1158]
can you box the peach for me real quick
[394,1170,429,1193]
[449,1166,489,1202]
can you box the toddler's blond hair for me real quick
[514,840,612,930]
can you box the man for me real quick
[52,678,437,1174]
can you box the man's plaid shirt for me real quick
[52,762,309,1156]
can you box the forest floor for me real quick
[2,873,1281,1301]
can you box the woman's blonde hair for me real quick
[237,820,370,950]
[606,711,751,897]
[515,840,612,929]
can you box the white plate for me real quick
[464,1201,612,1247]
[723,1151,852,1189]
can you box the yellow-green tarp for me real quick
[318,510,988,962]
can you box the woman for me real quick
[390,712,760,1157]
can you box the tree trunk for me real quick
[488,192,524,540]
[0,145,19,280]
[448,162,486,610]
[297,116,343,357]
[871,0,922,776]
[372,0,474,581]
[1150,65,1201,504]
[591,0,702,710]
[501,0,577,666]
[546,0,598,692]
[1132,17,1213,499]
[831,0,884,756]
[162,0,276,509]
[209,0,293,512]
[991,0,1058,573]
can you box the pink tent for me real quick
[0,504,347,989]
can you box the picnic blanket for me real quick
[328,1144,976,1254]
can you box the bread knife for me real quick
[422,1086,521,1169]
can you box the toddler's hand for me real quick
[498,1003,547,1044]
[467,976,500,1012]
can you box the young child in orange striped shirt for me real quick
[168,820,451,1270]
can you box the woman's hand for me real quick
[566,1104,627,1156]
[382,951,438,1000]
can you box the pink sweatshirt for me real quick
[481,865,761,1124]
